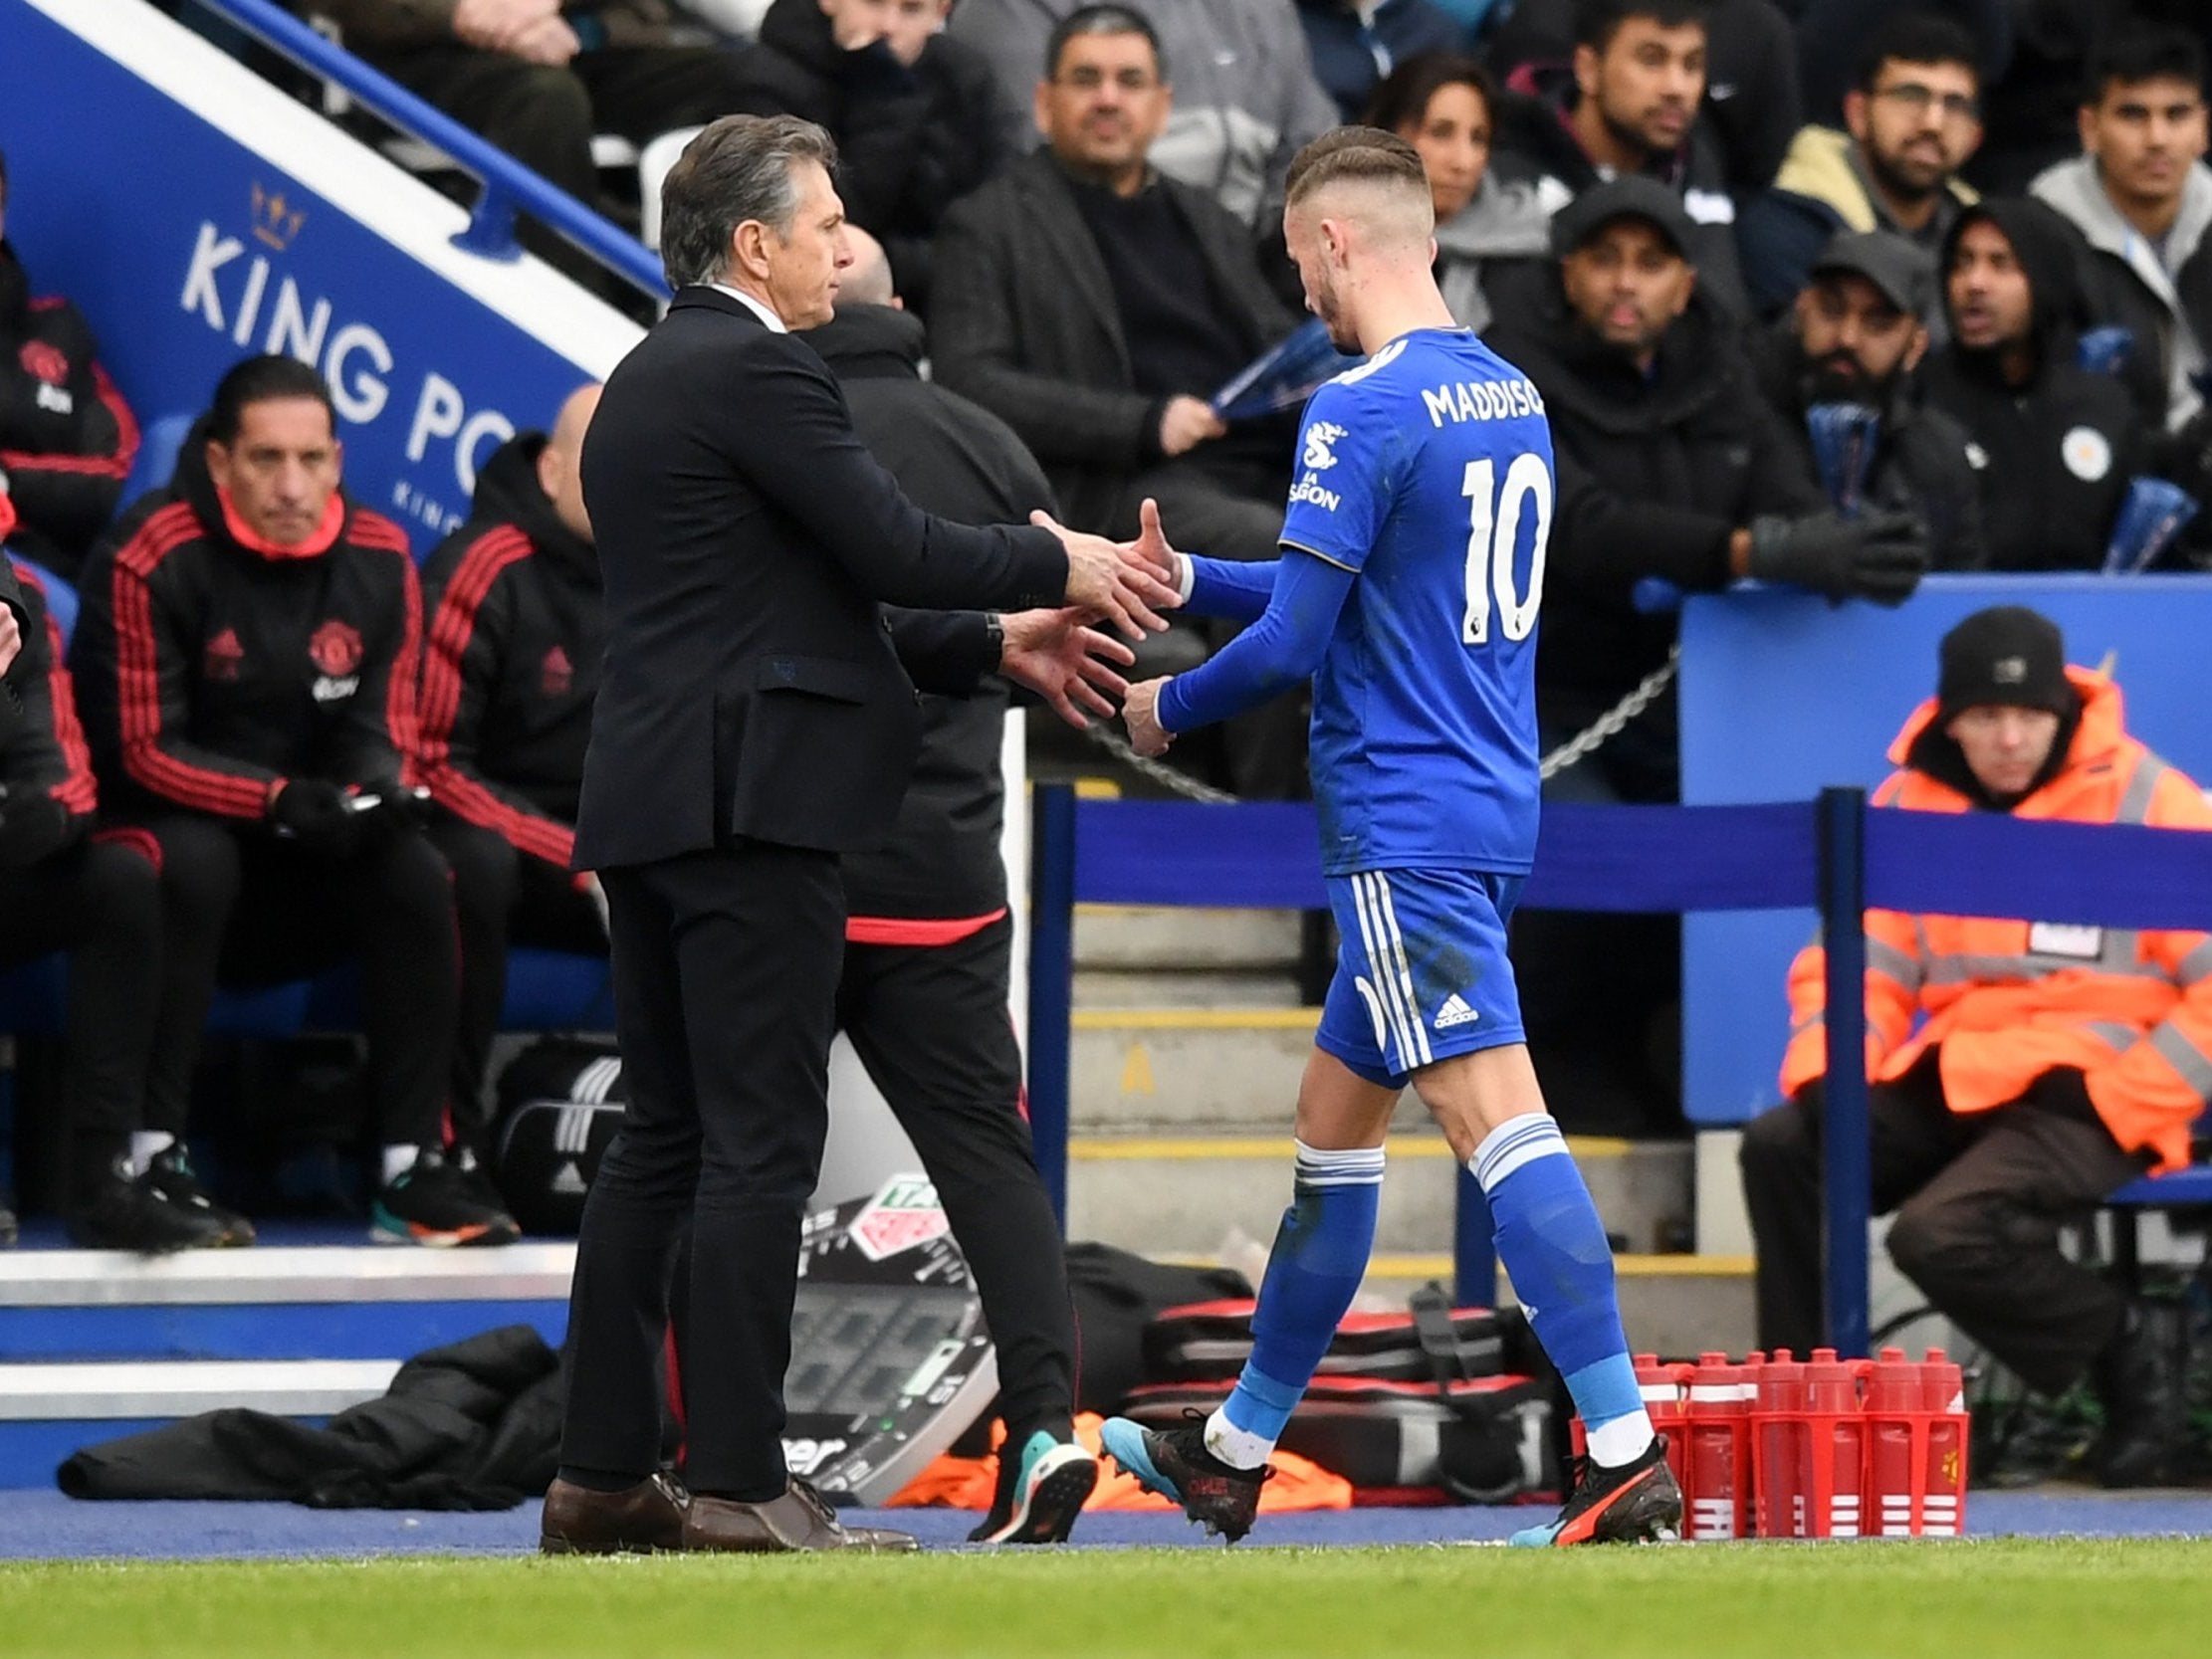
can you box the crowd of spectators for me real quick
[7,0,2212,1254]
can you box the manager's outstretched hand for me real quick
[1000,607,1137,730]
[1122,677,1173,757]
[1031,511,1180,641]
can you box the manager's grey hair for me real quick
[658,114,840,291]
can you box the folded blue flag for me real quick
[1805,402,1881,518]
[1212,318,1362,423]
[2101,476,2200,574]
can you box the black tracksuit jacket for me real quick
[418,434,601,875]
[69,440,422,822]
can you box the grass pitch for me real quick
[3,1538,2209,1659]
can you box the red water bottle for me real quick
[1920,1348,1968,1537]
[1753,1348,1805,1539]
[1685,1352,1750,1540]
[1633,1352,1690,1497]
[1800,1348,1866,1539]
[1865,1347,1923,1538]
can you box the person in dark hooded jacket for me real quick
[418,387,613,1149]
[0,151,138,576]
[70,354,518,1251]
[1920,197,2143,570]
[729,0,1006,313]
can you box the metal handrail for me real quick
[185,0,668,298]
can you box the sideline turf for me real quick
[3,1540,2209,1659]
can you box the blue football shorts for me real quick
[1316,867,1528,1089]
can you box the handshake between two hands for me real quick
[1010,498,1184,754]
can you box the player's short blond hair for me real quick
[1283,127,1432,216]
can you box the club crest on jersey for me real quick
[18,341,73,414]
[1303,421,1347,471]
[205,627,244,683]
[309,619,362,703]
[542,645,573,697]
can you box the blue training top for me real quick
[1158,327,1552,876]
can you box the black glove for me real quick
[349,782,431,844]
[1747,511,1928,606]
[267,777,357,855]
[2020,1066,2101,1127]
[0,790,76,870]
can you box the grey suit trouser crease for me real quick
[557,838,845,1500]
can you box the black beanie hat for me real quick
[1936,605,2074,719]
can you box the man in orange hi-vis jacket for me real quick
[1741,604,2210,1487]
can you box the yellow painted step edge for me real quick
[1068,1135,1637,1160]
[1071,1007,1320,1031]
[1153,1251,1754,1279]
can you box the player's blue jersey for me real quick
[1280,327,1551,876]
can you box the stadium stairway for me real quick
[0,1233,572,1489]
[1061,894,1753,1356]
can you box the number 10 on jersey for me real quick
[1462,453,1551,646]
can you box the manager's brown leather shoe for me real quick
[681,1478,920,1554]
[540,1471,690,1555]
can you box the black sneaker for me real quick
[0,1201,16,1248]
[139,1145,256,1247]
[1509,1435,1682,1547]
[70,1173,231,1253]
[967,1429,1099,1545]
[1099,1411,1270,1542]
[373,1149,522,1247]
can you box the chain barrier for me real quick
[1074,643,1679,803]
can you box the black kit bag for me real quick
[492,1038,625,1234]
[1127,1283,1563,1502]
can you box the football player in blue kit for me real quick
[1098,128,1683,1548]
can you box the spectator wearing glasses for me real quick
[1739,11,1984,321]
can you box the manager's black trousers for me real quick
[137,816,459,1153]
[837,917,1077,1451]
[1740,1053,2146,1394]
[560,841,844,1500]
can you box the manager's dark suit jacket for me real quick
[572,288,1067,871]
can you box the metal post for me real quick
[1453,1166,1497,1309]
[1817,786,1872,1357]
[1026,784,1078,1229]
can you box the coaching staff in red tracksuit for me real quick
[541,113,1170,1556]
[69,355,517,1250]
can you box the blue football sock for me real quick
[1208,1141,1384,1466]
[1473,1114,1652,1463]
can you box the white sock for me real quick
[1203,1408,1275,1471]
[381,1143,420,1185]
[128,1130,176,1176]
[1586,1411,1657,1468]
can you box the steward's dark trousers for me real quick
[137,816,460,1151]
[0,835,165,1170]
[837,916,1077,1447]
[560,841,843,1500]
[1740,1054,2148,1394]
[433,818,607,1144]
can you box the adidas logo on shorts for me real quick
[1435,993,1480,1029]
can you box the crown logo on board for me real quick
[250,181,307,252]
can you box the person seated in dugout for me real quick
[0,497,238,1253]
[419,386,614,1160]
[68,354,519,1249]
[1741,606,2208,1489]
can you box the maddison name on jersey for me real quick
[1419,376,1545,428]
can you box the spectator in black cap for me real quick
[1484,174,1926,1135]
[1920,199,2143,570]
[1755,229,1986,570]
